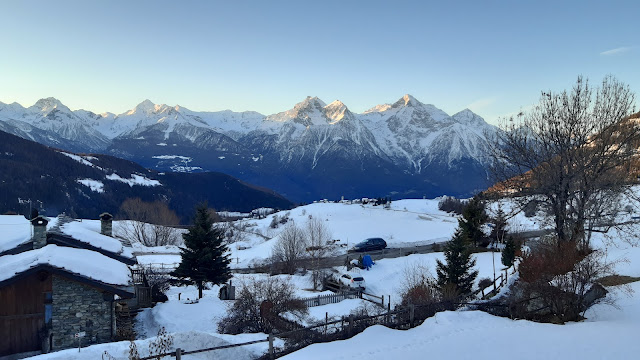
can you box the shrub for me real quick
[512,237,613,322]
[269,215,279,229]
[218,277,308,334]
[399,263,446,320]
[478,277,493,291]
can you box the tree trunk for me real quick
[198,280,203,299]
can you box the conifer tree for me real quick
[459,197,488,247]
[490,205,508,245]
[172,203,231,298]
[436,228,479,299]
[501,237,516,268]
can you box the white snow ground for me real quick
[281,282,640,360]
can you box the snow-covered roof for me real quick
[0,244,132,287]
[0,215,32,253]
[58,220,134,259]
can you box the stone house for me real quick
[0,215,138,359]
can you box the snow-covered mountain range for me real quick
[0,95,498,201]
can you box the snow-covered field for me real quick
[223,200,462,268]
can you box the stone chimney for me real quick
[31,216,48,249]
[100,212,113,237]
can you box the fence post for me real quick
[409,304,415,328]
[268,333,274,360]
[325,312,328,335]
[348,315,354,336]
[175,348,182,360]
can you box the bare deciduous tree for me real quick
[117,198,181,247]
[489,76,639,249]
[271,223,307,274]
[218,277,307,334]
[304,218,334,289]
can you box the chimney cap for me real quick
[99,212,113,221]
[30,215,48,227]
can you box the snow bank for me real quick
[0,215,31,253]
[29,331,261,360]
[0,245,131,286]
[281,281,640,360]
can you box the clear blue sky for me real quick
[0,0,638,124]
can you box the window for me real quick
[44,292,52,325]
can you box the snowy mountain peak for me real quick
[324,100,352,123]
[326,100,346,109]
[128,99,158,115]
[296,96,327,110]
[0,101,26,114]
[266,96,330,126]
[32,97,70,113]
[393,94,421,108]
[403,94,418,105]
[174,105,190,112]
[452,108,487,126]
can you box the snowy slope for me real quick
[280,282,640,360]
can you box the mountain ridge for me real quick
[0,95,498,202]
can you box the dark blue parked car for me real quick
[350,237,387,252]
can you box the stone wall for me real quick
[51,275,114,351]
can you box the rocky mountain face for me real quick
[0,95,498,202]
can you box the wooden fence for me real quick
[301,290,386,308]
[140,263,179,273]
[480,266,515,300]
[301,291,361,307]
[360,291,385,307]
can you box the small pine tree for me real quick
[436,228,479,299]
[501,237,516,268]
[172,203,231,298]
[459,197,488,247]
[490,205,508,245]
